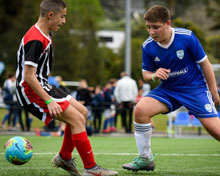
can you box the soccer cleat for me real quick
[82,164,118,176]
[52,154,81,176]
[110,127,117,132]
[122,154,155,172]
[102,129,110,133]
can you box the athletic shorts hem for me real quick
[189,111,219,118]
[146,94,173,112]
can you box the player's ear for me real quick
[47,11,54,20]
[167,20,171,26]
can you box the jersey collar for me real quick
[34,24,52,43]
[157,27,175,49]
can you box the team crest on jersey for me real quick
[176,50,184,59]
[204,104,212,112]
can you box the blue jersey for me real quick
[142,28,207,90]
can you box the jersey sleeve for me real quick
[24,40,43,67]
[142,45,156,72]
[188,32,206,63]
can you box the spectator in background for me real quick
[138,79,151,96]
[56,76,71,94]
[1,73,16,129]
[76,79,92,107]
[136,88,143,104]
[91,85,104,134]
[1,73,26,131]
[109,78,120,130]
[102,81,114,133]
[114,72,138,133]
[76,79,93,135]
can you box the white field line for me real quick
[0,152,220,156]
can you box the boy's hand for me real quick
[154,68,171,80]
[48,100,63,117]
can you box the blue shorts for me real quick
[146,85,218,118]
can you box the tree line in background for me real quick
[0,0,220,87]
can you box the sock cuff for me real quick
[72,131,88,141]
[134,121,151,126]
[134,122,152,132]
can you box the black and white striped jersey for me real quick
[16,25,53,106]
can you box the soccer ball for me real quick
[4,136,33,165]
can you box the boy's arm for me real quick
[142,68,170,82]
[24,65,63,117]
[199,58,220,106]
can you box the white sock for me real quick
[134,122,152,158]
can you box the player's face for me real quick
[146,20,171,44]
[49,8,67,32]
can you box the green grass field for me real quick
[0,135,220,176]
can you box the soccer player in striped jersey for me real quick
[16,0,117,176]
[122,5,220,172]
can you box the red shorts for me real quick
[22,84,71,125]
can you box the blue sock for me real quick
[103,119,109,130]
[2,114,9,124]
[110,117,114,127]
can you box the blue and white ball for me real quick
[4,136,33,165]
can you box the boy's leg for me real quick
[72,131,95,168]
[54,98,96,168]
[52,105,84,176]
[199,117,220,141]
[55,104,96,165]
[57,97,89,160]
[59,124,75,160]
[122,97,168,172]
[55,104,117,176]
[57,97,94,165]
[58,97,88,160]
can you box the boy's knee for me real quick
[75,113,86,125]
[68,113,85,129]
[134,105,151,123]
[63,108,85,126]
[134,106,144,118]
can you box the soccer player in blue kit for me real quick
[122,5,220,172]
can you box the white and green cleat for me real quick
[122,154,155,172]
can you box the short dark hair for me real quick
[144,5,170,23]
[40,0,66,17]
[7,73,15,79]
